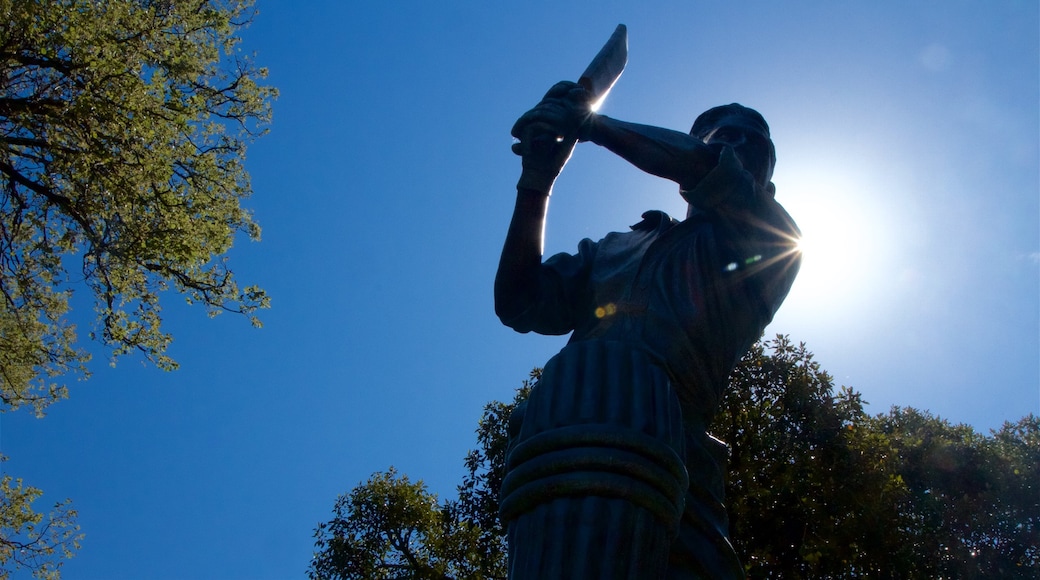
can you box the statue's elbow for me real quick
[494,282,534,331]
[494,294,522,328]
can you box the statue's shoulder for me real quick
[764,198,801,239]
[629,210,679,232]
[591,210,675,258]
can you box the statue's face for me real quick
[700,116,774,187]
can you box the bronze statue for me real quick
[494,28,801,580]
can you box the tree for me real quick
[0,1,274,575]
[715,336,1039,578]
[311,338,1040,578]
[307,468,483,580]
[0,458,80,580]
[450,371,536,580]
[863,409,1039,577]
[308,374,541,580]
[0,0,274,415]
[714,336,918,576]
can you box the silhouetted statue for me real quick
[495,78,801,579]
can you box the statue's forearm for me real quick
[494,188,550,324]
[586,115,716,190]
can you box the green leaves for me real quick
[0,458,81,580]
[309,468,483,580]
[313,341,1038,578]
[0,1,273,575]
[451,371,535,579]
[0,0,275,410]
[714,335,1039,578]
[308,374,542,580]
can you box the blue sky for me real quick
[2,1,1038,578]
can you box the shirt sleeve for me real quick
[500,237,598,336]
[720,197,801,328]
[753,200,802,321]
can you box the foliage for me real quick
[311,338,1039,578]
[0,0,274,415]
[715,336,902,576]
[862,409,1039,578]
[451,370,536,580]
[714,335,1039,578]
[307,468,483,580]
[0,457,81,580]
[309,373,540,580]
[0,1,273,576]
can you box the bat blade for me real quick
[578,24,628,110]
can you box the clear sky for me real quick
[2,1,1037,578]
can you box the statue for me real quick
[494,26,801,579]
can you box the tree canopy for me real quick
[715,337,1038,578]
[310,337,1039,579]
[0,0,274,415]
[308,468,485,580]
[0,1,274,576]
[0,464,79,580]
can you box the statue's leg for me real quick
[500,341,688,579]
[666,433,745,580]
[506,495,672,578]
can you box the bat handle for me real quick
[517,134,564,157]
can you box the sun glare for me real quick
[772,161,901,329]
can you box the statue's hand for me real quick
[680,145,757,210]
[511,81,593,193]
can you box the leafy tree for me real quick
[311,338,1040,578]
[0,458,80,580]
[0,0,274,575]
[715,336,908,576]
[451,371,535,579]
[0,0,274,415]
[307,468,483,580]
[308,374,541,580]
[716,336,1039,578]
[863,409,1039,578]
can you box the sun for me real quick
[770,159,902,330]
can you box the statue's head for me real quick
[691,104,776,194]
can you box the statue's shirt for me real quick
[502,164,800,427]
